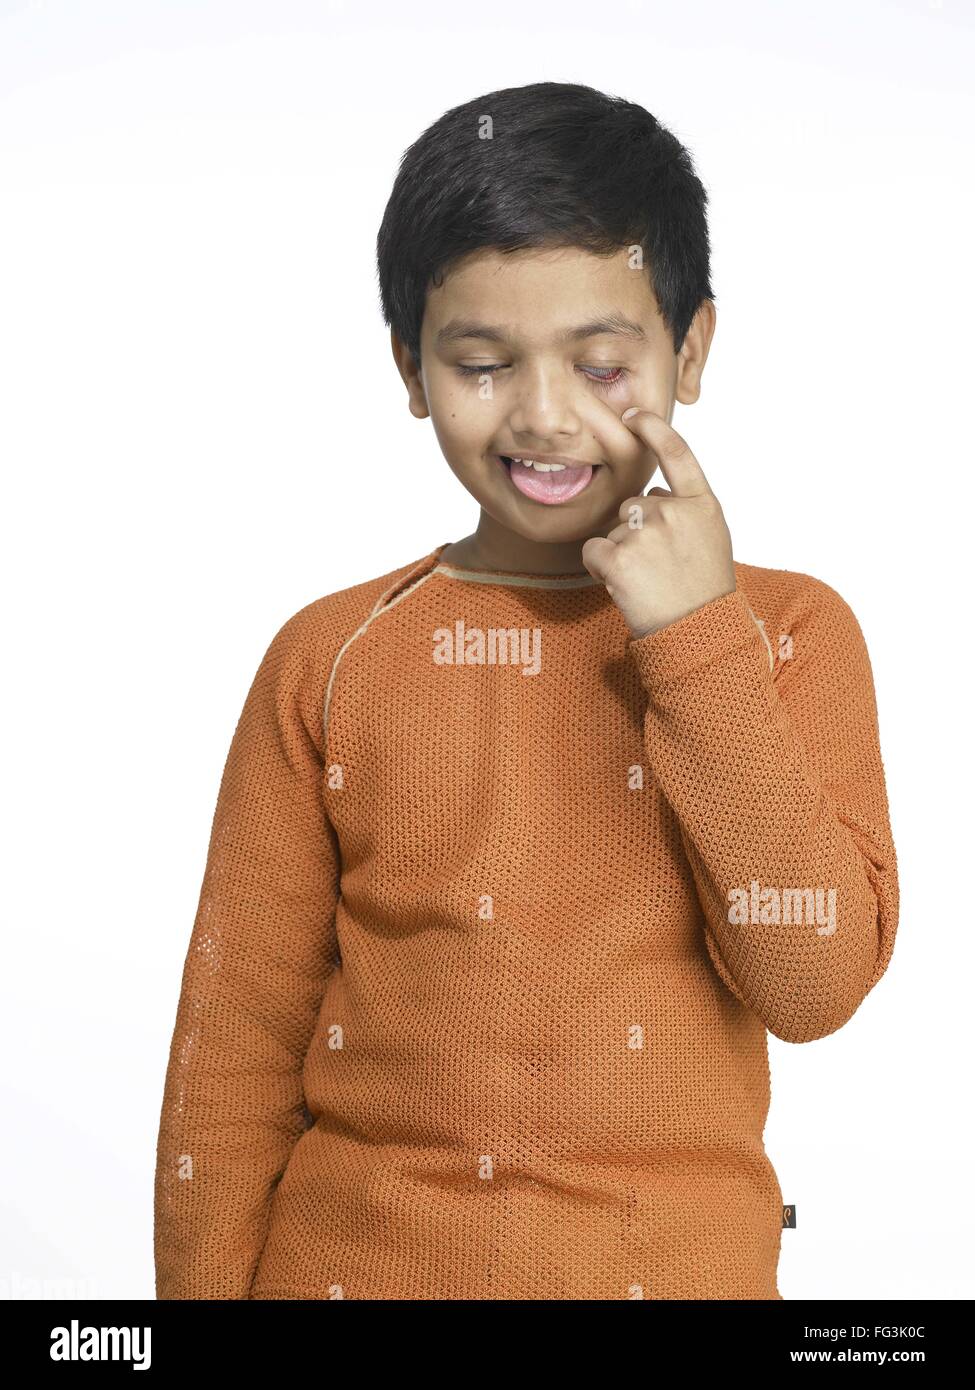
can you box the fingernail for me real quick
[621,407,640,420]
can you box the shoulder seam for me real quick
[323,565,441,756]
[743,604,775,672]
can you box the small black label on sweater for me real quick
[782,1204,796,1228]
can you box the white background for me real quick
[1,0,971,1300]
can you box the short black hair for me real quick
[376,81,714,368]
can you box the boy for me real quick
[154,81,898,1300]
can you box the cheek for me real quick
[576,375,672,463]
[431,382,503,445]
[610,367,670,415]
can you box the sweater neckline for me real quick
[428,540,602,590]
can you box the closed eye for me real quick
[455,364,629,392]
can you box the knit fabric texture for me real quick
[153,540,898,1300]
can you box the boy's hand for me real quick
[581,408,736,639]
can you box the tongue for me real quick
[509,459,593,504]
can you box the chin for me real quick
[500,507,608,547]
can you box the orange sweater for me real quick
[154,541,898,1300]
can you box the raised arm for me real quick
[154,610,340,1298]
[628,578,899,1044]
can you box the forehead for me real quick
[423,245,661,343]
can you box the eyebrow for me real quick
[435,313,648,348]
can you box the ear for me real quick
[674,298,716,407]
[390,329,430,420]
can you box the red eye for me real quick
[583,367,627,388]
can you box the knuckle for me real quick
[660,434,689,463]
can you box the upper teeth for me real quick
[509,457,566,472]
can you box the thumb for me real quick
[581,535,616,584]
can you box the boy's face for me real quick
[392,244,714,548]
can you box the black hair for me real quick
[376,81,714,368]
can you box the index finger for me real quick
[572,390,657,481]
[619,407,712,498]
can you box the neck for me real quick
[441,512,599,576]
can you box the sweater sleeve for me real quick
[153,610,340,1299]
[628,578,898,1044]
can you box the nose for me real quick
[505,359,582,445]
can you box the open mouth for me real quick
[497,454,601,505]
